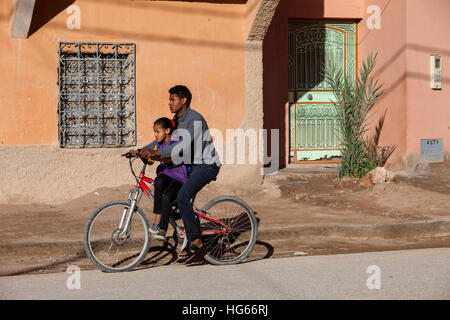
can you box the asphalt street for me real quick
[1,248,449,300]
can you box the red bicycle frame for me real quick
[137,172,154,197]
[136,172,231,236]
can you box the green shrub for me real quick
[323,53,396,178]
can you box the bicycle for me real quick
[83,152,258,272]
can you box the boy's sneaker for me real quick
[149,224,160,234]
[154,231,167,241]
[176,227,186,239]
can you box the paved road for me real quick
[1,248,449,300]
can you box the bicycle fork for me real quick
[118,188,140,238]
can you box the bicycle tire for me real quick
[200,195,257,265]
[84,200,151,272]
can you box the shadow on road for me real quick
[1,211,274,276]
[0,253,86,277]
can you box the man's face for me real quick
[169,94,186,114]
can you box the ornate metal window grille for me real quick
[58,42,136,147]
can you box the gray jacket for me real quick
[143,107,221,166]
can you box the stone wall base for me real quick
[386,151,450,174]
[0,146,264,204]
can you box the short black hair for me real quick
[169,85,192,107]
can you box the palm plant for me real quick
[323,53,395,178]
[366,109,397,168]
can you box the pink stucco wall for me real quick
[405,0,450,157]
[359,0,450,166]
[263,0,449,169]
[358,0,408,167]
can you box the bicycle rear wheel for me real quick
[200,196,257,265]
[84,201,151,272]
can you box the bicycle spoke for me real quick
[200,197,256,264]
[84,202,150,272]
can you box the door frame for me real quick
[288,20,359,164]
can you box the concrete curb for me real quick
[1,220,449,258]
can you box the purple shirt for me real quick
[155,140,188,184]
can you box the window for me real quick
[58,42,136,147]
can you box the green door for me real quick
[288,21,357,162]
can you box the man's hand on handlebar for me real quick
[140,149,160,159]
[122,148,170,164]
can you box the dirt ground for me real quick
[0,161,449,277]
[279,161,450,220]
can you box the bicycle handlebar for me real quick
[121,152,135,159]
[121,151,170,185]
[121,151,171,163]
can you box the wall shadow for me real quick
[150,0,248,3]
[0,253,85,277]
[263,0,325,168]
[28,0,75,38]
[82,0,248,19]
[27,19,246,50]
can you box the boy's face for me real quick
[169,93,187,114]
[153,124,171,143]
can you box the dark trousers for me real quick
[176,164,220,241]
[153,174,182,231]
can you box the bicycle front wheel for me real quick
[200,196,258,265]
[84,201,151,272]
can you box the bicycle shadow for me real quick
[184,240,274,267]
[185,210,275,266]
[135,210,275,269]
[134,235,179,271]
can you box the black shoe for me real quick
[178,242,204,260]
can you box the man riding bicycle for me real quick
[133,85,221,260]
